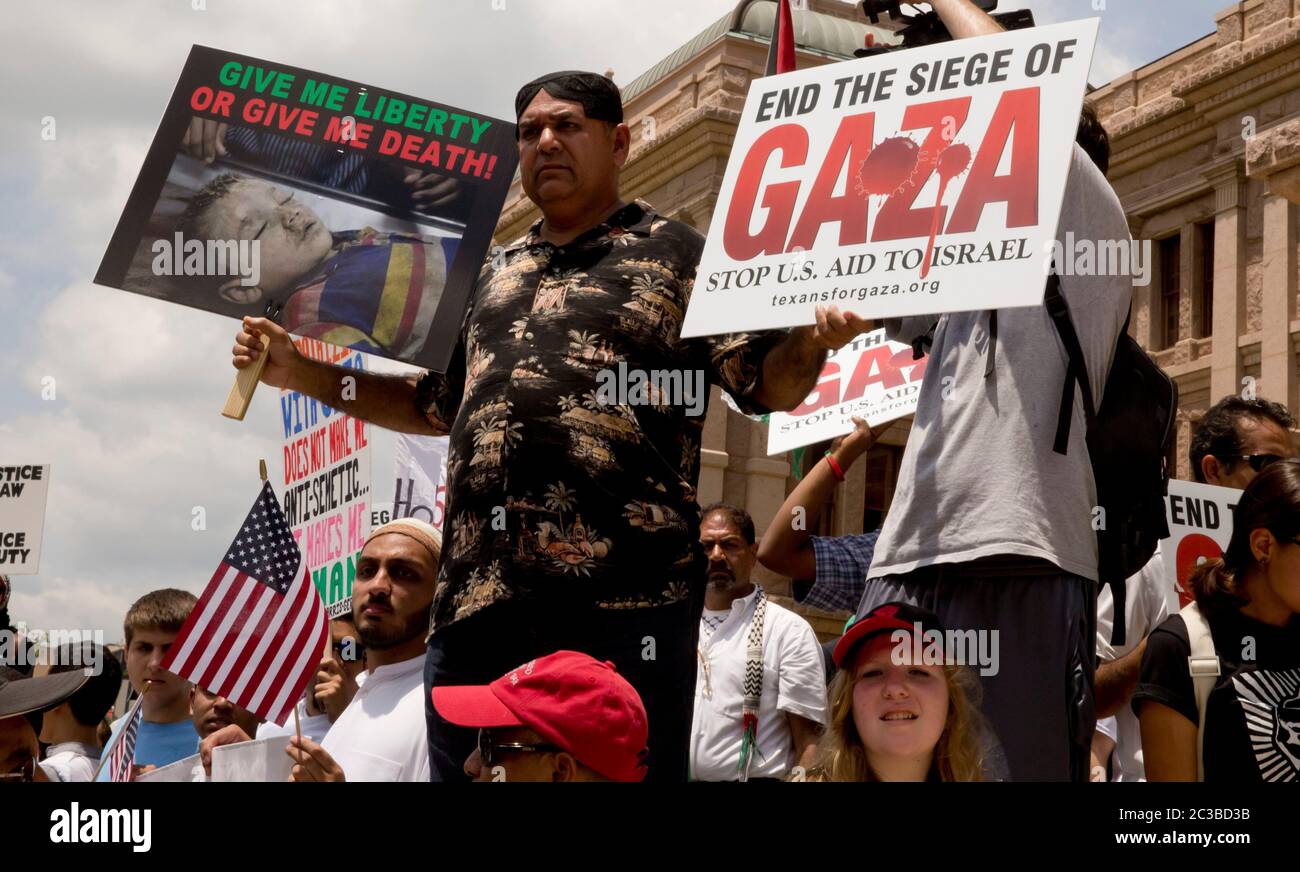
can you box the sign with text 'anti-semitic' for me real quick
[681,19,1099,337]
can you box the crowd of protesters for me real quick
[3,0,1299,784]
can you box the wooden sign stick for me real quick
[222,333,269,420]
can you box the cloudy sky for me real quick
[1,0,1233,641]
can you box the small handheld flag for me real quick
[162,481,328,727]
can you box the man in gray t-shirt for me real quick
[854,0,1133,782]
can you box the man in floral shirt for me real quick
[233,71,867,781]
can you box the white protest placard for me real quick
[767,328,923,454]
[135,753,207,783]
[280,339,372,620]
[211,736,294,783]
[681,19,1099,337]
[0,465,51,575]
[1159,480,1240,613]
[391,434,448,530]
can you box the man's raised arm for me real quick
[232,317,448,436]
[930,0,1007,39]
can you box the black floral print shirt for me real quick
[416,200,785,633]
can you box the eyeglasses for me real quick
[477,729,562,767]
[1226,454,1291,473]
[0,756,36,783]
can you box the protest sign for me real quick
[681,19,1099,337]
[95,45,517,373]
[391,434,448,530]
[211,737,294,783]
[767,328,922,454]
[371,501,394,529]
[1159,479,1239,612]
[0,465,51,575]
[281,339,371,619]
[135,754,207,783]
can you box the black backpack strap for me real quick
[983,310,998,378]
[1044,273,1096,455]
[910,323,937,361]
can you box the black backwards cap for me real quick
[514,70,624,126]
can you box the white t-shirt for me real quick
[320,655,429,782]
[870,144,1132,583]
[40,742,99,782]
[1096,545,1170,781]
[691,588,827,781]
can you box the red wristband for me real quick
[824,452,846,482]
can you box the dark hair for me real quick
[1189,395,1295,484]
[1076,101,1110,175]
[123,588,197,647]
[48,644,121,728]
[514,71,623,127]
[1190,460,1300,614]
[700,502,755,546]
[177,172,242,240]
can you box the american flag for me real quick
[98,694,144,782]
[162,481,328,726]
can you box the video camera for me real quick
[857,1,1036,55]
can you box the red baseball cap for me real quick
[831,602,945,669]
[431,650,649,782]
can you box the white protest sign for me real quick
[135,753,206,783]
[280,339,372,620]
[1159,480,1240,613]
[211,736,295,783]
[767,328,923,454]
[681,19,1099,337]
[391,434,448,530]
[0,465,51,575]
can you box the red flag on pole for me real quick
[764,0,797,76]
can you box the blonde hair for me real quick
[804,661,987,782]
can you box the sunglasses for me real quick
[477,729,562,768]
[1226,454,1292,473]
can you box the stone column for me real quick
[1203,162,1247,402]
[1260,193,1297,408]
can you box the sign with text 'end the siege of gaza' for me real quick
[680,19,1099,338]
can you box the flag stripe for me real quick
[163,564,236,675]
[267,605,329,725]
[224,571,307,706]
[244,567,315,714]
[192,575,261,690]
[208,584,278,699]
[249,568,320,716]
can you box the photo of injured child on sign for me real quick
[96,45,517,373]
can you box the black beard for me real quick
[356,607,428,651]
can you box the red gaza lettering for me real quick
[888,347,928,384]
[787,113,875,251]
[843,346,905,401]
[791,361,842,415]
[1175,533,1221,609]
[723,124,809,260]
[871,97,971,243]
[946,87,1039,233]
